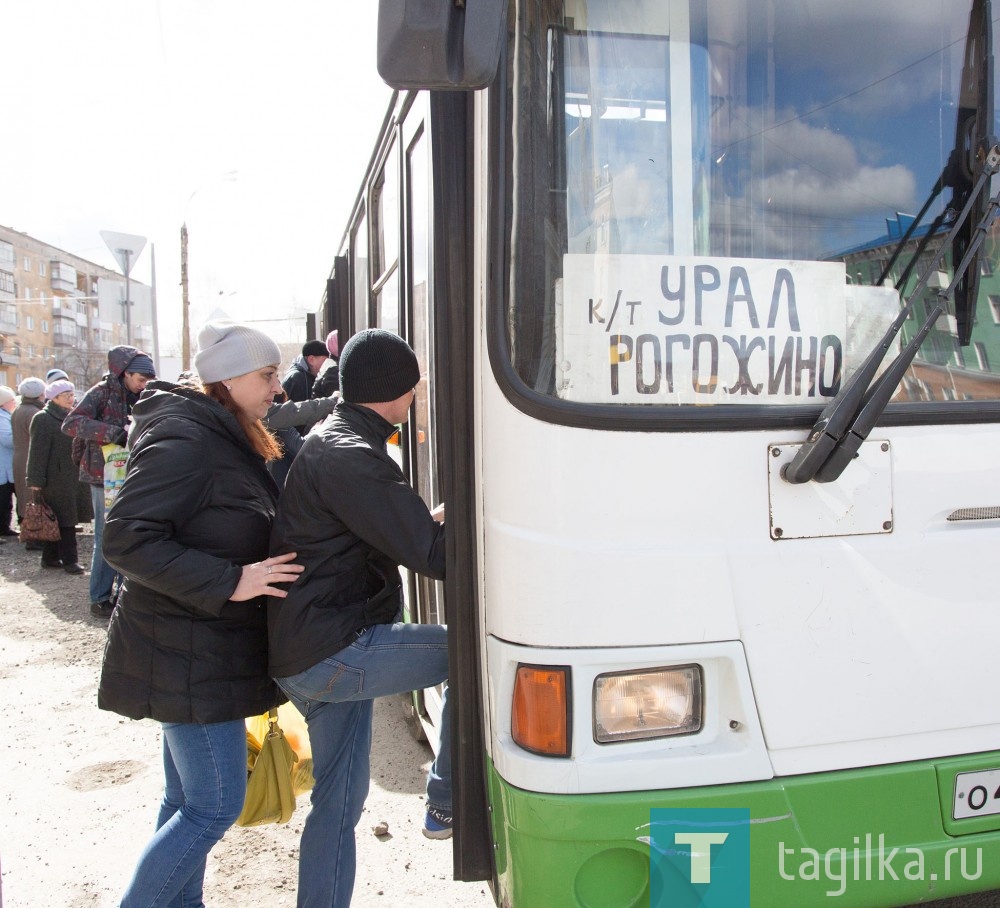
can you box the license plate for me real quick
[953,769,1000,819]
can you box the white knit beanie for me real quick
[194,321,282,384]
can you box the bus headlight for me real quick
[593,665,702,743]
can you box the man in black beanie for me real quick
[268,329,452,906]
[281,339,329,405]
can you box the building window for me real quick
[23,256,30,271]
[41,319,49,334]
[38,261,45,276]
[974,342,990,371]
[0,241,13,266]
[23,288,30,300]
[991,295,1000,324]
[25,315,34,330]
[0,271,13,294]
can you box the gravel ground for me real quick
[0,529,495,908]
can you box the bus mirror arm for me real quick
[781,144,1000,486]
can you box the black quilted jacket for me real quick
[98,382,283,723]
[267,400,446,678]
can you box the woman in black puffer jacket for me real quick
[99,322,303,908]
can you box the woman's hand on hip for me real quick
[230,551,304,601]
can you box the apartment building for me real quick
[0,224,154,391]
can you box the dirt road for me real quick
[0,531,495,908]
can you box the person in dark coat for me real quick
[263,389,339,486]
[281,338,328,406]
[309,328,340,400]
[61,344,157,618]
[25,380,90,573]
[98,321,304,908]
[268,329,450,907]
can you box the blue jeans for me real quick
[120,720,247,908]
[90,484,120,604]
[277,621,451,908]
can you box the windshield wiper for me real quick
[782,0,995,486]
[811,155,1000,482]
[782,144,1000,486]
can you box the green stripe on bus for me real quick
[486,752,1000,907]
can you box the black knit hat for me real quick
[302,339,328,357]
[339,329,420,403]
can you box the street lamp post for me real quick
[100,230,147,346]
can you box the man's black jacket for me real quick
[267,400,445,677]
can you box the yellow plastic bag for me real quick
[236,709,297,827]
[245,702,315,799]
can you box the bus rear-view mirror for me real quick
[377,0,508,90]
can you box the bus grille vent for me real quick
[947,507,1000,522]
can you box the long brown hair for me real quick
[202,381,282,462]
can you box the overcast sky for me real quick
[1,1,391,352]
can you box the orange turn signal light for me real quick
[511,664,571,757]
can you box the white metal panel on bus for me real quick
[478,374,1000,787]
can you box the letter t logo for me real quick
[674,832,729,883]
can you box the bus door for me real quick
[401,98,448,743]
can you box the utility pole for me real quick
[181,223,190,371]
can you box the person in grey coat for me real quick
[25,380,91,574]
[12,377,46,542]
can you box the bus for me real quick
[314,1,1000,904]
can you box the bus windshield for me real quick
[505,0,1000,409]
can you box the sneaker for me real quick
[89,600,114,619]
[422,806,453,840]
[64,563,86,575]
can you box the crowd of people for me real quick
[1,322,451,908]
